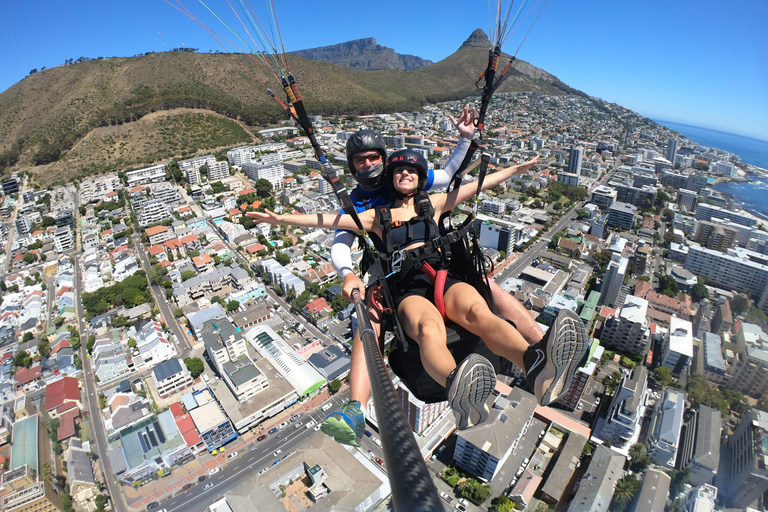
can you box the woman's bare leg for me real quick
[397,295,455,386]
[443,282,529,369]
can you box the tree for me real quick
[22,332,33,343]
[226,300,240,312]
[149,264,169,285]
[603,371,622,394]
[652,366,675,387]
[667,468,690,497]
[275,252,290,266]
[691,282,708,302]
[731,294,750,316]
[38,340,51,359]
[658,275,679,297]
[184,357,205,378]
[128,338,137,349]
[13,350,30,368]
[181,270,196,281]
[255,178,273,197]
[23,252,36,264]
[610,474,639,511]
[174,308,184,318]
[628,443,650,472]
[329,378,342,393]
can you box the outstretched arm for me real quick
[432,157,539,217]
[245,209,376,232]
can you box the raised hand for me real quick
[447,103,477,140]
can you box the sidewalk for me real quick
[124,386,339,510]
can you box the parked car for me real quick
[373,437,382,447]
[227,451,238,460]
[278,421,289,430]
[197,475,207,483]
[258,468,267,475]
[364,430,372,437]
[268,427,278,434]
[290,413,302,422]
[294,422,303,429]
[375,457,384,466]
[209,467,220,476]
[146,503,159,511]
[257,434,267,441]
[595,396,601,405]
[182,483,194,491]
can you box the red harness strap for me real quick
[421,262,447,320]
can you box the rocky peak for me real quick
[461,29,491,48]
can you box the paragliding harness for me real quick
[360,153,508,403]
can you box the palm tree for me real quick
[628,443,646,461]
[612,475,639,508]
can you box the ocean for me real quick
[654,120,768,219]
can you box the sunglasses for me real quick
[353,153,383,165]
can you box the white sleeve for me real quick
[331,229,357,278]
[429,137,472,190]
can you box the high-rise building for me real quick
[597,366,648,446]
[206,161,230,181]
[677,188,698,213]
[696,203,758,228]
[184,167,201,185]
[600,254,629,307]
[393,380,450,434]
[607,202,637,230]
[568,146,584,176]
[601,296,652,355]
[591,186,618,211]
[717,409,768,509]
[666,138,679,164]
[571,444,626,512]
[694,220,738,252]
[662,316,694,375]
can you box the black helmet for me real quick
[386,149,429,191]
[345,129,387,190]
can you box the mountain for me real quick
[292,37,433,71]
[0,30,582,186]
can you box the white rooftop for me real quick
[621,295,649,324]
[668,316,694,358]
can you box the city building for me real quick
[677,405,721,486]
[662,316,694,376]
[242,161,285,190]
[591,186,618,211]
[694,220,738,252]
[695,203,758,228]
[390,379,450,434]
[600,253,629,308]
[138,199,171,227]
[152,358,194,398]
[453,390,537,481]
[684,246,768,314]
[478,215,525,254]
[125,164,166,187]
[607,202,637,230]
[184,166,201,185]
[700,332,727,385]
[597,366,648,446]
[558,172,579,186]
[207,161,230,181]
[647,389,685,467]
[54,226,74,253]
[568,146,584,176]
[629,469,670,512]
[677,188,698,213]
[601,296,652,355]
[717,409,768,509]
[615,183,657,209]
[666,138,678,164]
[571,444,626,512]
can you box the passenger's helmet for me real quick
[386,149,429,191]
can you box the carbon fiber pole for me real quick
[352,291,442,511]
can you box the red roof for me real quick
[174,414,203,447]
[239,188,256,196]
[15,365,42,385]
[57,409,80,441]
[246,243,266,254]
[129,186,147,193]
[180,234,199,245]
[169,402,184,418]
[45,376,79,411]
[145,225,169,236]
[148,245,166,256]
[56,402,78,415]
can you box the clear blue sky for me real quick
[4,0,767,141]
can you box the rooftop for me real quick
[668,316,694,358]
[10,415,38,473]
[621,295,649,324]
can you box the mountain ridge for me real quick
[292,37,433,71]
[0,29,583,186]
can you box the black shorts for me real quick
[391,265,463,311]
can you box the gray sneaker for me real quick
[446,353,496,430]
[523,309,589,406]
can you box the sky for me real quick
[3,0,768,141]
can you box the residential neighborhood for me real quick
[1,92,768,512]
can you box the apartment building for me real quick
[717,409,768,509]
[601,296,652,355]
[206,161,230,181]
[662,316,694,376]
[647,389,685,467]
[125,164,166,187]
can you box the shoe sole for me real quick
[448,354,496,429]
[535,310,589,406]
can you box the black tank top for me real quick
[371,215,438,252]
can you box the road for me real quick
[132,233,194,358]
[155,392,357,512]
[75,254,129,512]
